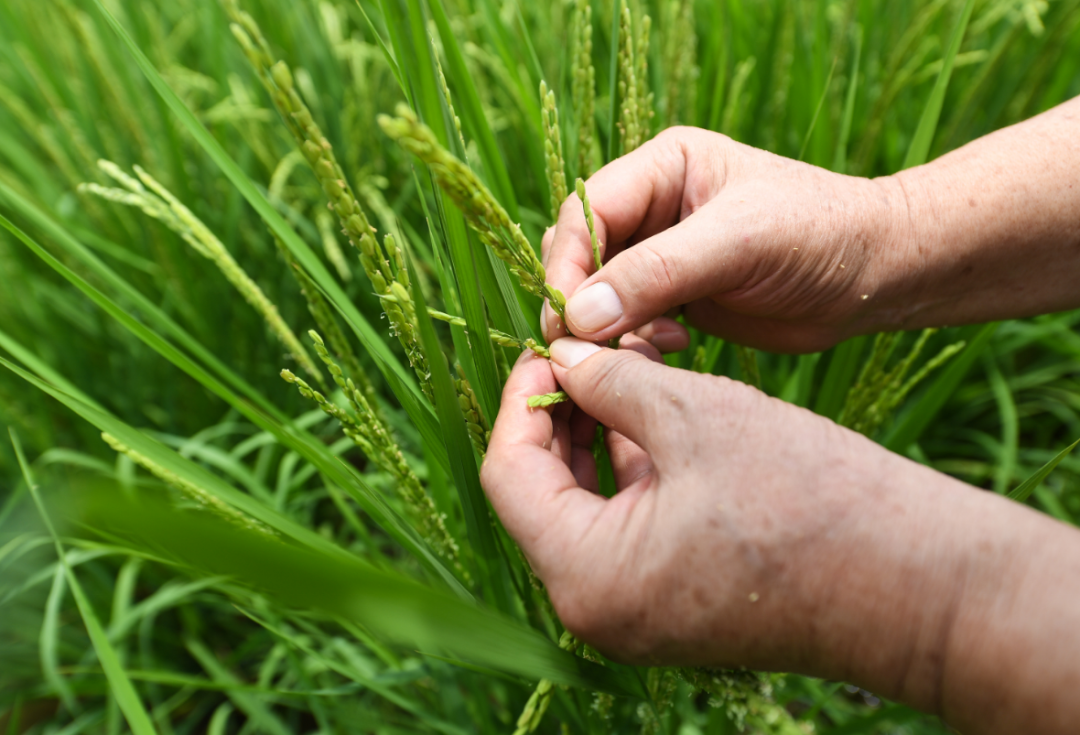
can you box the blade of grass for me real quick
[12,429,159,735]
[41,565,79,713]
[1008,438,1080,503]
[901,0,977,169]
[797,56,838,162]
[833,25,862,173]
[406,247,514,614]
[185,639,291,735]
[69,486,642,696]
[815,336,868,420]
[884,322,998,452]
[984,354,1018,494]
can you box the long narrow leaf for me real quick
[884,323,997,452]
[1007,438,1080,503]
[12,430,159,735]
[901,0,977,169]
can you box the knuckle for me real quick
[577,350,639,404]
[629,243,680,299]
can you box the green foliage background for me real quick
[1,0,1079,732]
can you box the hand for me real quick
[541,127,914,353]
[482,342,1080,734]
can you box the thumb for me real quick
[549,338,692,460]
[562,212,739,341]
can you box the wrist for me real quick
[795,440,992,707]
[850,171,935,335]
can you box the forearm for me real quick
[877,95,1080,330]
[816,447,1080,733]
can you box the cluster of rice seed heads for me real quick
[455,373,490,456]
[691,345,708,373]
[526,392,569,409]
[227,2,434,402]
[81,161,322,385]
[736,345,762,390]
[281,354,465,576]
[838,329,965,437]
[540,81,568,222]
[571,0,596,179]
[661,0,698,127]
[512,631,580,735]
[640,669,680,735]
[377,105,567,321]
[271,231,383,419]
[675,669,803,733]
[433,49,467,154]
[101,432,273,536]
[576,179,620,349]
[617,4,654,155]
[576,178,603,271]
[378,294,550,357]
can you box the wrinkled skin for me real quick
[486,97,1080,735]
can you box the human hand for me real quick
[483,339,959,673]
[481,341,1080,733]
[541,127,914,353]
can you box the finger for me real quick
[562,210,747,342]
[548,337,695,459]
[633,317,690,353]
[482,351,606,567]
[606,428,654,490]
[683,298,842,354]
[541,226,555,268]
[542,130,703,342]
[568,405,600,493]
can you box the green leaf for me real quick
[65,485,641,696]
[12,429,159,735]
[884,323,998,452]
[814,336,867,420]
[901,0,977,169]
[185,639,292,735]
[406,248,515,614]
[1008,438,1080,503]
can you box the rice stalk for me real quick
[541,81,568,222]
[100,433,272,536]
[617,4,654,155]
[226,0,434,401]
[839,329,965,437]
[512,631,580,735]
[736,346,762,390]
[378,105,568,320]
[661,0,698,127]
[80,161,323,385]
[379,294,549,357]
[455,372,490,456]
[571,0,596,178]
[280,353,465,577]
[676,669,805,734]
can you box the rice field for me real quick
[1,0,1079,732]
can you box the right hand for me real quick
[541,126,916,353]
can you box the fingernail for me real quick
[566,282,623,334]
[550,338,603,368]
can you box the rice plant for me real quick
[1,0,1079,733]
